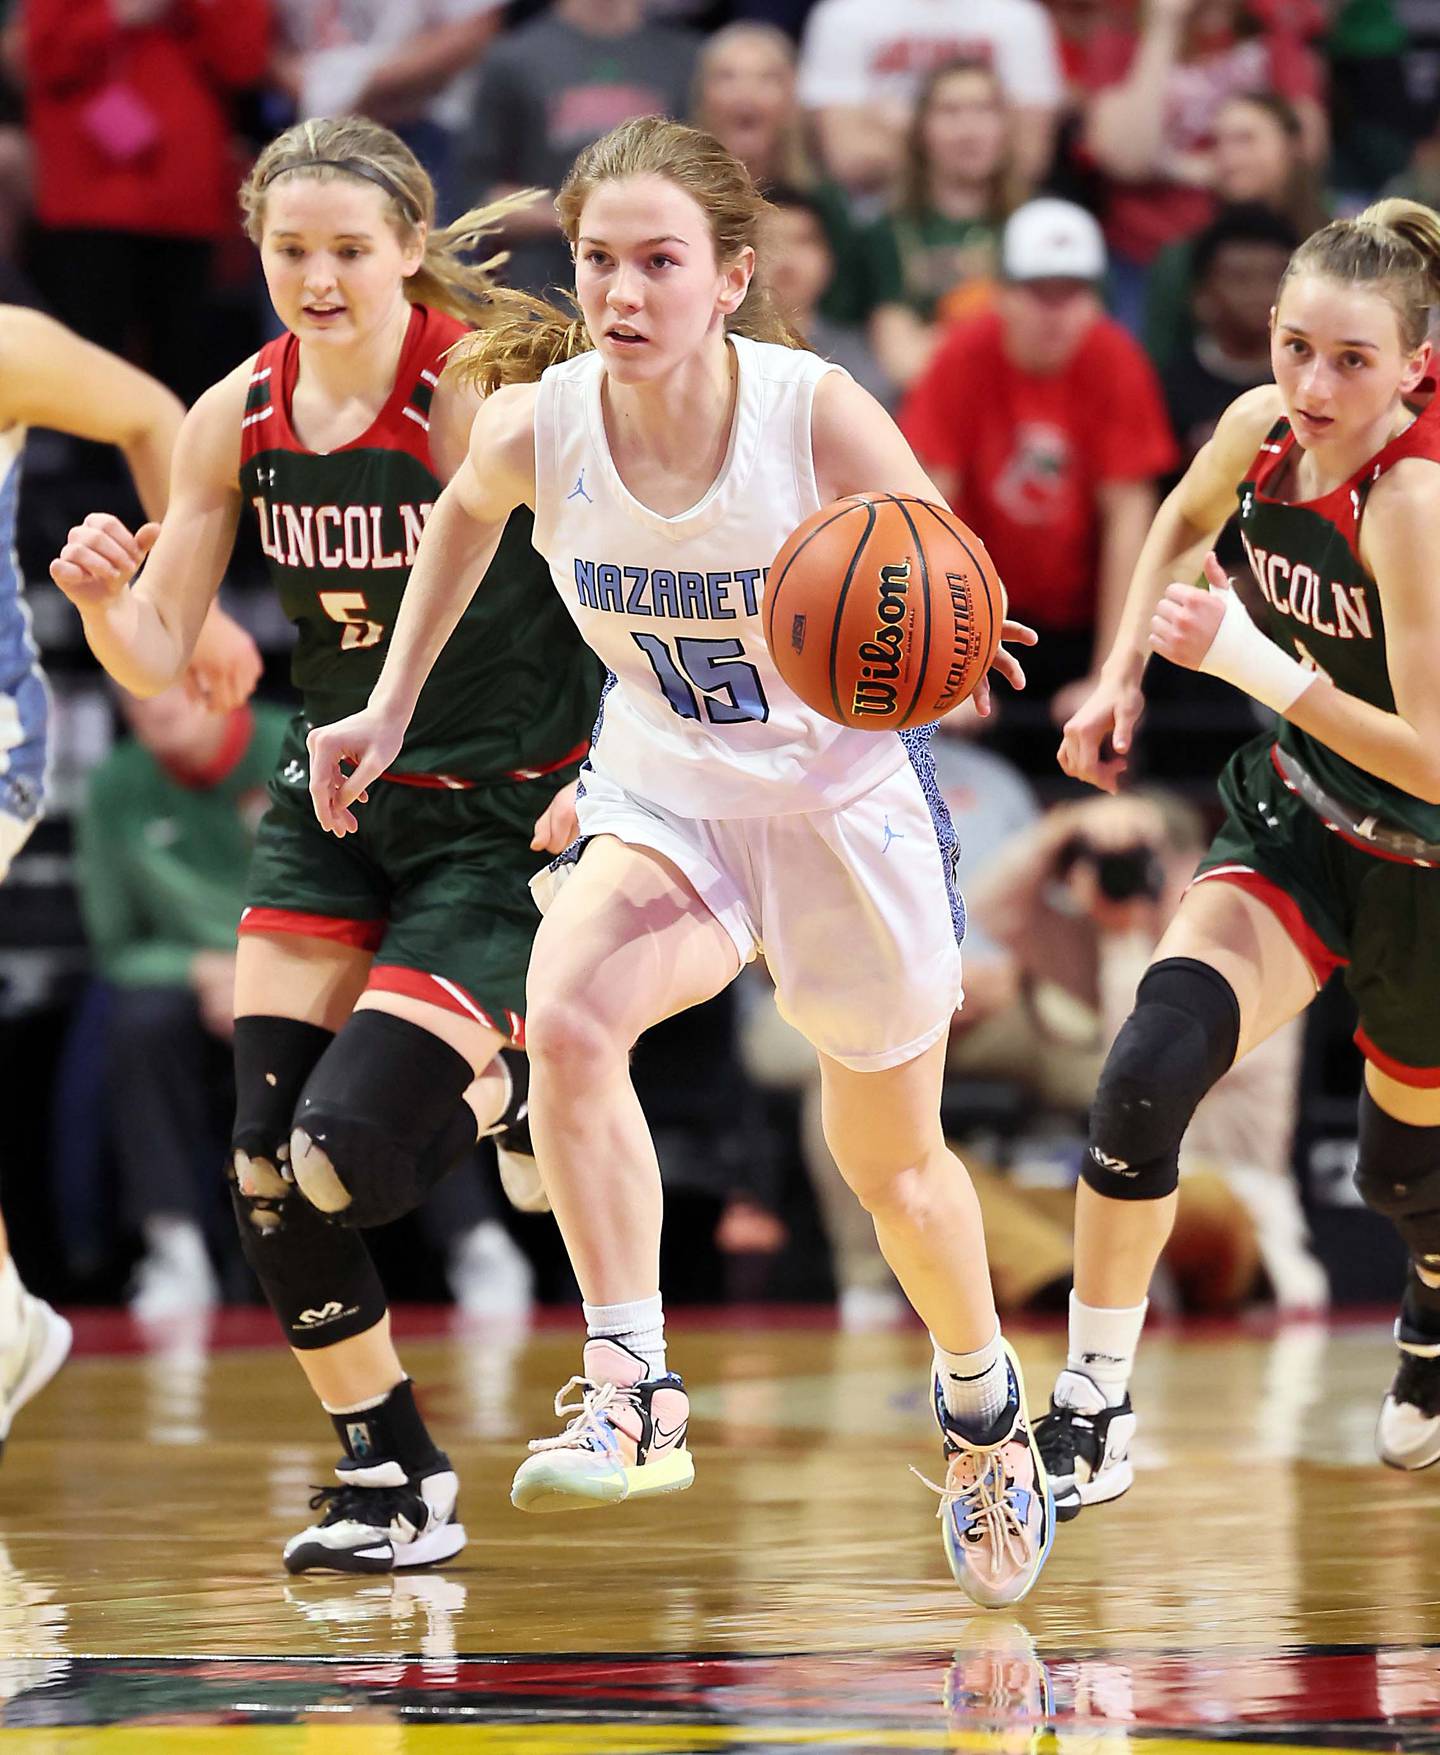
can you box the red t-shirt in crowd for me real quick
[1074,24,1323,264]
[24,0,270,239]
[900,308,1178,632]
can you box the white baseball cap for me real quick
[1001,198,1106,283]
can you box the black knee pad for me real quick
[229,1015,388,1349]
[1082,957,1241,1202]
[291,1010,479,1229]
[238,1182,388,1349]
[230,1015,336,1233]
[1355,1091,1440,1271]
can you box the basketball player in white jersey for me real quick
[307,117,1053,1607]
[0,304,261,1454]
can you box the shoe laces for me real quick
[306,1481,422,1531]
[527,1376,632,1455]
[912,1447,1033,1580]
[1036,1404,1095,1475]
[1393,1348,1440,1417]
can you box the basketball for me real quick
[764,495,1006,731]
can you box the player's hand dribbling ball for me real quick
[764,495,1006,731]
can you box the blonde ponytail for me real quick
[1282,197,1440,351]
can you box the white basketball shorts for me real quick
[532,743,965,1072]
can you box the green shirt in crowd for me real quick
[76,702,289,989]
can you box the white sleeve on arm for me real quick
[992,0,1063,107]
[796,2,870,109]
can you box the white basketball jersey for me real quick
[533,334,906,818]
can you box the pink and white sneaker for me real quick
[920,1340,1054,1608]
[510,1339,694,1514]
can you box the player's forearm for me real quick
[369,486,505,722]
[1285,679,1440,805]
[77,588,191,697]
[1103,497,1217,682]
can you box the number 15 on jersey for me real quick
[632,634,770,724]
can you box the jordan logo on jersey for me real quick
[567,469,592,503]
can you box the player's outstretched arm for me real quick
[810,370,1037,713]
[308,382,537,836]
[1058,384,1283,793]
[0,306,183,520]
[48,365,248,699]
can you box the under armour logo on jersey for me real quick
[257,465,277,488]
[567,468,592,503]
[282,759,306,786]
[881,815,905,853]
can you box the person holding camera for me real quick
[957,791,1320,1316]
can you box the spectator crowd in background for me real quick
[0,0,1432,1327]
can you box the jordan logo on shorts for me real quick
[882,815,905,854]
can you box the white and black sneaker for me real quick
[1034,1369,1135,1523]
[1377,1319,1440,1471]
[283,1454,467,1575]
[486,1051,549,1215]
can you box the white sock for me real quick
[1064,1291,1148,1407]
[583,1293,666,1377]
[932,1322,1009,1437]
[0,1257,23,1342]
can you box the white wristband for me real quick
[1197,587,1317,715]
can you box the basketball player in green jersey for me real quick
[1038,198,1440,1516]
[49,117,602,1573]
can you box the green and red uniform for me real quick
[238,302,602,1041]
[1194,393,1440,1083]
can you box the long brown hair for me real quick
[240,115,540,326]
[897,57,1025,223]
[1216,91,1328,241]
[1280,197,1440,353]
[447,115,804,396]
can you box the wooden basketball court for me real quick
[0,1310,1435,1751]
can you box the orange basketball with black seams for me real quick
[764,495,1006,731]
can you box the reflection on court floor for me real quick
[0,1311,1435,1752]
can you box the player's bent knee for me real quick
[1081,957,1240,1203]
[523,994,621,1072]
[1355,1091,1440,1268]
[290,1010,477,1229]
[230,1014,337,1235]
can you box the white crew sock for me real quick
[932,1322,1009,1437]
[583,1293,666,1377]
[0,1256,24,1345]
[1063,1291,1148,1407]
